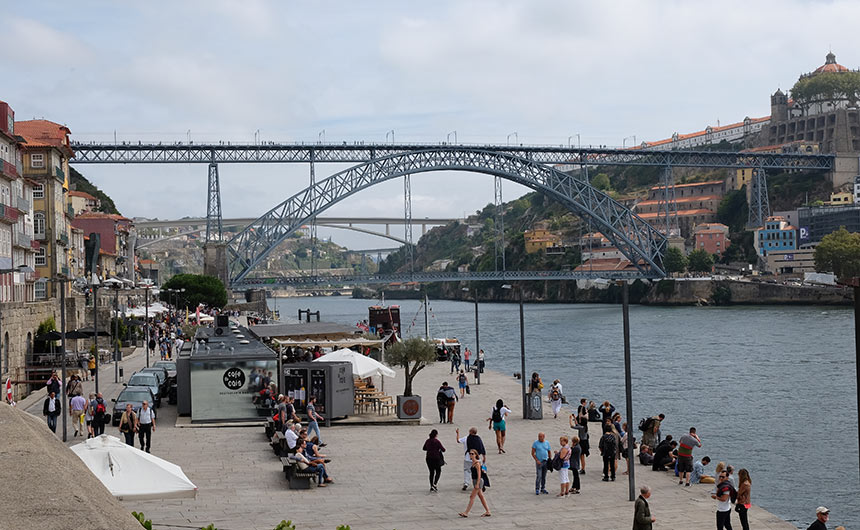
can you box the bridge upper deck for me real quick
[70,142,835,170]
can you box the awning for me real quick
[272,337,385,349]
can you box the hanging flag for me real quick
[196,305,200,324]
[5,378,14,406]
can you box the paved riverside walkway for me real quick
[97,360,794,530]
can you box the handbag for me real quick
[465,385,470,395]
[439,454,446,466]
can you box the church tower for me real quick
[770,88,788,122]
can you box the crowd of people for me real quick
[275,394,334,488]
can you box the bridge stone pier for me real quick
[203,242,229,290]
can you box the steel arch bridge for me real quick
[227,148,670,284]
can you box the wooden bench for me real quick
[265,417,276,439]
[279,456,317,489]
[377,395,396,416]
[271,432,286,456]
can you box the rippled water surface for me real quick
[271,297,860,528]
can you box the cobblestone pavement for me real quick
[103,358,795,530]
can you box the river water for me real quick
[271,296,860,528]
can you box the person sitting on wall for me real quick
[638,444,654,466]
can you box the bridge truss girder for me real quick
[226,149,670,285]
[70,143,835,171]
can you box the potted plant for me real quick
[385,337,436,419]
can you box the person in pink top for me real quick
[463,347,472,371]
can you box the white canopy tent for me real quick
[313,348,396,379]
[71,435,197,501]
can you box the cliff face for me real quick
[354,279,854,306]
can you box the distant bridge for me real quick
[231,269,655,290]
[135,216,458,248]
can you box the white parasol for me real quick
[71,435,197,500]
[313,348,396,379]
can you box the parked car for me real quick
[126,372,162,408]
[111,386,155,426]
[153,360,177,382]
[140,366,170,396]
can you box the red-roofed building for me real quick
[68,190,101,215]
[693,223,730,256]
[17,119,74,298]
[72,212,134,279]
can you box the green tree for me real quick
[590,173,611,191]
[384,337,436,397]
[160,274,227,309]
[663,247,687,274]
[687,248,714,273]
[717,188,748,233]
[814,227,860,280]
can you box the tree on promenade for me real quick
[160,274,227,309]
[687,249,714,273]
[385,337,436,397]
[663,247,687,274]
[814,227,860,280]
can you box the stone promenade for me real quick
[97,358,795,530]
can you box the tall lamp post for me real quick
[103,279,124,383]
[143,283,151,368]
[620,281,636,501]
[502,284,526,418]
[462,287,480,385]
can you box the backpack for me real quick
[491,407,502,423]
[638,417,655,432]
[550,390,560,401]
[601,433,617,455]
[436,390,448,408]
[729,484,738,503]
[95,399,106,416]
[551,452,563,471]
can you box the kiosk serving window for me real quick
[190,358,278,422]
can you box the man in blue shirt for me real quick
[531,432,552,495]
[690,456,713,484]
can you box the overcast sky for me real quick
[2,1,856,249]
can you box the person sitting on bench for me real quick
[291,440,334,487]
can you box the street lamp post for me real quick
[144,285,150,368]
[462,287,480,384]
[621,281,636,501]
[113,284,120,383]
[501,284,526,418]
[92,282,100,394]
[58,277,68,442]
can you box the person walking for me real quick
[118,404,138,446]
[598,424,617,481]
[556,436,572,496]
[463,347,471,371]
[84,392,96,439]
[45,371,61,397]
[137,400,156,453]
[69,392,87,437]
[457,370,468,398]
[487,399,512,454]
[436,383,449,424]
[633,485,656,530]
[422,429,445,492]
[443,381,458,423]
[450,348,461,374]
[66,374,83,399]
[550,385,563,419]
[531,432,551,495]
[459,449,491,518]
[87,355,96,381]
[711,470,735,530]
[306,396,324,442]
[735,468,751,530]
[678,426,702,486]
[806,506,829,530]
[456,427,486,491]
[91,393,107,436]
[42,391,61,433]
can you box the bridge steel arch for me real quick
[227,149,669,284]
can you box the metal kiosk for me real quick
[281,361,354,426]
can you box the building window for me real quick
[34,212,45,238]
[30,153,44,168]
[35,247,46,266]
[34,282,46,300]
[32,184,44,199]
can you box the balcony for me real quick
[13,231,32,249]
[56,233,69,247]
[16,195,30,213]
[0,203,19,224]
[54,166,65,182]
[1,160,19,180]
[66,203,75,218]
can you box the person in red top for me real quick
[677,427,702,486]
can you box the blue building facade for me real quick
[755,216,797,257]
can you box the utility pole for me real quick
[622,281,635,501]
